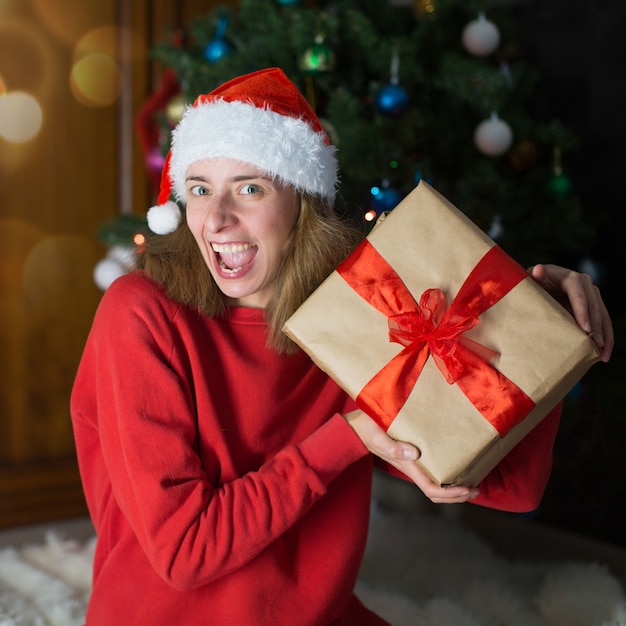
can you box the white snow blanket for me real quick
[0,505,625,626]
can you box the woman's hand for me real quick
[529,264,613,363]
[344,409,479,504]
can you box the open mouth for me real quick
[211,242,258,274]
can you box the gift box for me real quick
[283,182,601,486]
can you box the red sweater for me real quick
[71,271,560,625]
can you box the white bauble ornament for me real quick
[488,214,503,240]
[93,244,138,291]
[474,113,513,157]
[462,13,501,57]
[93,257,126,291]
[107,244,137,268]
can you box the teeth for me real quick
[211,242,256,253]
[218,262,244,274]
[212,242,256,274]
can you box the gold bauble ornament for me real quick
[507,139,539,170]
[166,94,187,126]
[414,0,436,20]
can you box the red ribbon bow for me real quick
[336,240,536,436]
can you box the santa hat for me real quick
[147,67,338,235]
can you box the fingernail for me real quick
[403,447,418,460]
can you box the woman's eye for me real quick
[240,183,261,195]
[190,185,210,196]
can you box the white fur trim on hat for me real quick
[147,200,183,235]
[168,99,338,203]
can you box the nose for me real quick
[202,194,236,233]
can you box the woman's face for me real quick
[185,158,299,308]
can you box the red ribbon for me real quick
[336,241,536,436]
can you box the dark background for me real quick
[516,0,625,313]
[513,0,626,546]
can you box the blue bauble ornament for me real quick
[413,169,433,186]
[375,84,409,116]
[276,0,301,4]
[204,12,232,64]
[579,256,605,286]
[566,381,583,402]
[204,38,232,63]
[370,183,402,213]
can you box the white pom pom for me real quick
[147,200,182,234]
[474,113,513,157]
[462,14,501,57]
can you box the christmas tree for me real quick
[131,0,593,270]
[94,0,626,548]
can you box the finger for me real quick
[368,422,419,461]
[376,442,419,462]
[346,409,419,461]
[530,264,591,321]
[567,274,613,361]
[530,265,613,361]
[599,306,614,362]
[528,263,549,285]
[591,289,614,362]
[529,264,571,310]
[569,271,595,333]
[417,477,479,503]
[584,281,604,342]
[389,458,480,503]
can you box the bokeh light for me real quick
[0,17,55,97]
[23,235,100,315]
[0,91,43,143]
[0,218,45,292]
[74,25,146,66]
[75,25,123,60]
[70,52,122,107]
[32,0,99,46]
[68,26,144,107]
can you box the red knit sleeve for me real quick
[470,403,562,512]
[71,274,368,591]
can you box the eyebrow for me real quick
[185,173,274,183]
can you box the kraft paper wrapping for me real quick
[283,182,601,486]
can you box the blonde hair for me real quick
[139,192,362,354]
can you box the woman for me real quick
[71,68,612,625]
